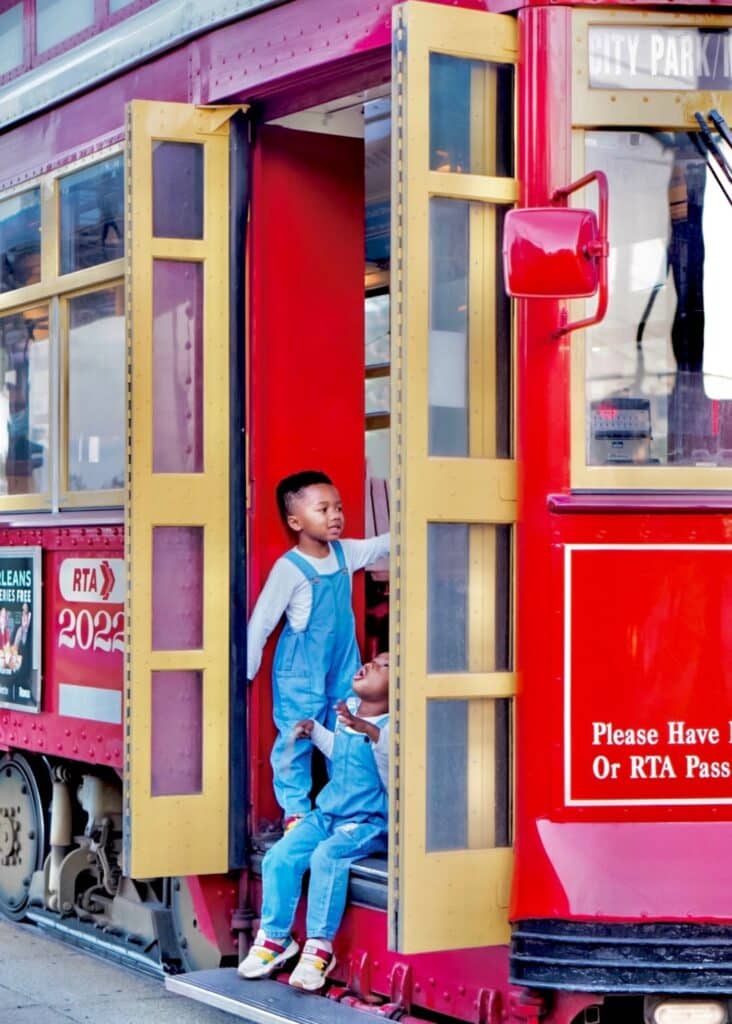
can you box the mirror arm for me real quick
[550,170,609,337]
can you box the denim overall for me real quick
[270,540,361,816]
[261,713,389,941]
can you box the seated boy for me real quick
[239,653,389,991]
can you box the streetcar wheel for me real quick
[0,754,47,920]
[170,877,223,972]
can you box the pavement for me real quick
[0,917,240,1024]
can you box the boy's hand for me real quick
[293,718,315,739]
[335,701,380,743]
[335,700,362,731]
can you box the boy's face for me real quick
[353,653,389,702]
[287,483,344,542]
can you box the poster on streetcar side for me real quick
[0,547,41,712]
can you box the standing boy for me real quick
[248,470,389,828]
[239,653,390,991]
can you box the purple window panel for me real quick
[152,260,203,473]
[151,670,203,796]
[152,526,203,650]
[152,141,204,239]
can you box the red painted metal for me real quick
[186,874,239,957]
[248,124,366,827]
[0,526,123,769]
[550,171,609,335]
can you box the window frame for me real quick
[570,9,732,492]
[0,144,125,512]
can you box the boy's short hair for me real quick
[276,470,333,522]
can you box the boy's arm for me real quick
[341,533,390,573]
[372,721,389,788]
[246,559,297,680]
[309,720,335,759]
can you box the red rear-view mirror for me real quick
[503,207,601,298]
[502,170,609,336]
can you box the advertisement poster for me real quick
[0,547,41,712]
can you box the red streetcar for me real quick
[0,1,731,1023]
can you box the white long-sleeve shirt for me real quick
[310,717,389,789]
[247,534,390,680]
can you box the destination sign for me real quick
[589,26,732,91]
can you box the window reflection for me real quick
[428,522,511,674]
[0,5,23,78]
[585,130,732,467]
[59,156,124,275]
[426,697,511,851]
[430,53,514,176]
[68,287,125,492]
[0,308,49,497]
[0,190,41,294]
[36,0,94,53]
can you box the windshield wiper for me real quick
[709,108,732,151]
[690,112,732,208]
[694,111,732,184]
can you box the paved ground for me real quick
[0,917,239,1023]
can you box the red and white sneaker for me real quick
[288,940,336,991]
[238,929,299,979]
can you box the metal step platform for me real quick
[166,970,374,1023]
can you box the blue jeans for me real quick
[260,809,386,941]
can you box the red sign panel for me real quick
[566,545,732,806]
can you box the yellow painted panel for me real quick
[390,2,517,954]
[572,10,732,128]
[125,100,240,878]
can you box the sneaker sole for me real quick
[238,940,299,980]
[288,954,337,991]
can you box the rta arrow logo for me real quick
[100,560,115,602]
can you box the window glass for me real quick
[0,308,49,497]
[429,199,511,458]
[59,156,124,275]
[110,0,140,9]
[430,53,514,176]
[428,522,511,674]
[152,527,203,650]
[152,261,204,472]
[152,142,204,239]
[36,0,94,53]
[365,291,389,367]
[585,129,732,468]
[0,5,23,77]
[0,190,41,294]
[67,287,125,492]
[426,697,511,851]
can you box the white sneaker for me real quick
[238,929,299,979]
[288,940,336,991]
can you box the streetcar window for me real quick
[0,5,23,78]
[59,155,124,274]
[584,129,732,468]
[0,307,49,497]
[429,199,512,459]
[36,0,94,54]
[426,697,511,851]
[427,523,511,674]
[0,189,41,294]
[67,286,125,492]
[152,142,204,240]
[430,54,514,177]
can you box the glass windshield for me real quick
[584,127,732,468]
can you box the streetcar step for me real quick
[166,970,373,1023]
